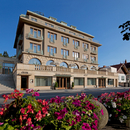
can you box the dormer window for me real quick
[49,16,57,22]
[70,25,77,29]
[60,21,67,26]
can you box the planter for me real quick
[126,119,130,127]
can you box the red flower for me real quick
[20,108,25,114]
[36,110,42,121]
[26,117,32,126]
[14,89,19,93]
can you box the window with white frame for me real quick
[121,76,125,81]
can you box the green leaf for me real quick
[62,125,71,130]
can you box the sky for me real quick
[0,0,130,67]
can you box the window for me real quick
[48,46,57,56]
[82,54,89,60]
[91,56,96,61]
[71,64,79,69]
[69,31,75,35]
[121,76,125,81]
[73,40,79,46]
[73,52,79,58]
[30,43,41,53]
[87,78,96,85]
[108,79,114,85]
[46,60,55,66]
[30,28,41,38]
[2,63,15,74]
[29,58,41,65]
[61,36,69,44]
[45,22,54,28]
[35,76,52,86]
[82,43,88,49]
[58,27,65,32]
[61,49,69,57]
[31,17,37,22]
[59,62,68,68]
[74,78,84,85]
[48,32,57,43]
[90,66,96,70]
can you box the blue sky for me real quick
[0,0,130,67]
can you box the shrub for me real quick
[98,89,130,123]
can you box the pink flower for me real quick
[36,110,42,121]
[0,122,4,125]
[20,108,25,114]
[32,92,40,97]
[101,109,104,115]
[93,113,98,120]
[26,118,32,126]
[82,123,91,130]
[22,114,28,120]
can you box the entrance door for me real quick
[57,77,70,89]
[99,78,106,88]
[21,76,28,90]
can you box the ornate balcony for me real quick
[91,60,98,64]
[26,49,43,55]
[27,33,43,41]
[63,55,67,59]
[91,50,97,55]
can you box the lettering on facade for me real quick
[21,72,28,74]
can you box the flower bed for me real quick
[0,89,103,130]
[98,89,130,123]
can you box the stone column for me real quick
[16,75,21,91]
[84,77,87,88]
[70,76,74,88]
[96,78,99,88]
[52,77,56,90]
[105,78,108,88]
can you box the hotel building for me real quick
[11,10,118,90]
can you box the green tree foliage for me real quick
[119,21,130,41]
[3,51,9,57]
[0,53,3,57]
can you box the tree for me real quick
[119,21,130,41]
[3,51,9,57]
[0,53,3,57]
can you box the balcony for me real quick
[83,59,88,63]
[63,55,67,59]
[26,49,43,55]
[91,50,97,55]
[17,49,22,58]
[74,57,78,61]
[84,48,87,52]
[91,60,98,64]
[17,34,23,45]
[74,45,78,49]
[63,42,67,47]
[49,52,55,57]
[28,33,43,41]
[20,14,29,19]
[49,38,55,43]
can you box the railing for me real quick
[84,48,87,52]
[74,45,78,49]
[20,14,29,19]
[49,52,55,57]
[91,60,98,64]
[91,50,97,54]
[98,71,106,75]
[63,55,67,59]
[73,69,85,73]
[108,72,114,76]
[56,66,71,72]
[28,33,43,41]
[17,49,22,58]
[74,57,78,61]
[83,59,88,62]
[49,38,55,43]
[63,42,67,47]
[26,49,43,55]
[17,34,23,45]
[87,70,97,75]
[35,65,53,71]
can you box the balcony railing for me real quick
[49,38,55,43]
[84,48,87,52]
[28,33,43,41]
[74,57,78,61]
[83,59,88,62]
[91,50,97,54]
[20,14,29,19]
[26,49,43,55]
[73,69,85,73]
[17,34,23,45]
[35,65,53,71]
[74,45,78,49]
[63,55,67,59]
[91,60,98,64]
[63,42,67,47]
[56,66,71,72]
[17,49,22,58]
[49,52,55,57]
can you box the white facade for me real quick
[118,73,126,83]
[100,66,117,73]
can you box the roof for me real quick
[111,64,123,71]
[125,62,130,68]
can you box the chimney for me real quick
[103,65,106,68]
[125,60,127,64]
